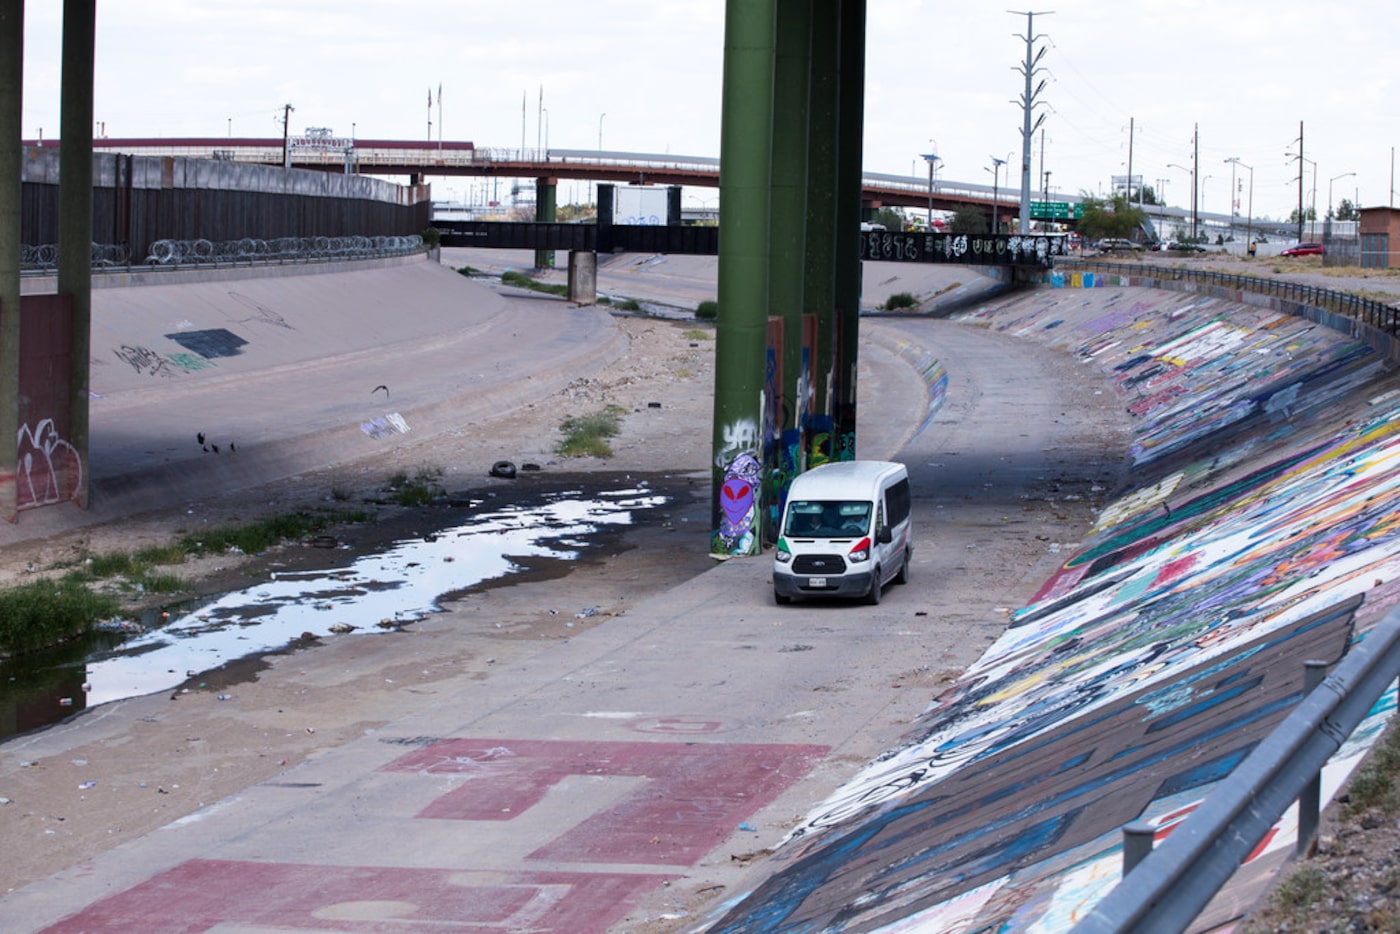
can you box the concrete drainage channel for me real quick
[0,483,672,741]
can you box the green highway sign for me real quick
[1029,201,1083,220]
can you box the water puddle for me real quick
[1,483,671,741]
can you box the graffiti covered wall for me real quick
[710,281,1400,930]
[12,294,82,514]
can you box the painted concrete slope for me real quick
[711,281,1400,931]
[6,257,621,544]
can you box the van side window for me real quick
[886,478,911,526]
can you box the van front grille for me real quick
[792,553,848,575]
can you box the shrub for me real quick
[557,405,627,458]
[883,292,918,311]
[696,300,718,320]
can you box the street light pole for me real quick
[1226,158,1255,256]
[922,150,942,228]
[1328,171,1355,236]
[988,156,1007,233]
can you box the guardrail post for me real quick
[1297,658,1330,857]
[1122,820,1156,875]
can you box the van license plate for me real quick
[808,577,827,588]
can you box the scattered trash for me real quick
[58,697,73,707]
[95,619,143,634]
[0,797,11,805]
[71,759,87,766]
[739,822,758,832]
[328,622,357,634]
[575,606,600,619]
[79,781,97,790]
[216,694,232,701]
[489,460,517,479]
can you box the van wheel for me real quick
[774,588,792,606]
[865,570,882,606]
[895,549,910,585]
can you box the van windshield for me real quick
[784,500,872,538]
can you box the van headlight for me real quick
[775,540,793,564]
[848,537,872,563]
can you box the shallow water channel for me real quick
[0,483,671,741]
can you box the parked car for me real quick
[1093,238,1143,254]
[1281,242,1324,257]
[1167,241,1207,253]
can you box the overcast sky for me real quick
[19,1,1400,225]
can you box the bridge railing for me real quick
[1057,257,1400,335]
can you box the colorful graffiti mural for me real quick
[711,282,1400,930]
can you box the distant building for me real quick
[1358,207,1400,269]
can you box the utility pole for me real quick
[1191,123,1199,241]
[1126,116,1135,206]
[1295,120,1305,243]
[1011,10,1051,233]
[281,102,294,169]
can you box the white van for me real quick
[772,460,912,605]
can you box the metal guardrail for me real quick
[1074,592,1400,933]
[1057,257,1400,335]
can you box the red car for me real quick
[1281,242,1324,257]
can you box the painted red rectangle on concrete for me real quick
[382,739,828,866]
[41,859,674,933]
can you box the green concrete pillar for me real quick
[0,0,22,521]
[58,0,95,509]
[804,0,840,466]
[766,0,812,539]
[711,0,776,558]
[533,176,556,270]
[832,0,866,462]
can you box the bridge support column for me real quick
[567,251,597,305]
[765,0,813,542]
[533,176,556,270]
[0,0,22,521]
[710,0,776,558]
[803,0,841,467]
[831,0,866,462]
[58,0,96,510]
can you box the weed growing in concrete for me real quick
[501,270,568,297]
[557,405,627,458]
[883,291,918,311]
[682,328,714,341]
[383,466,445,506]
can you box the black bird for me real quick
[372,384,389,399]
[211,444,219,454]
[229,441,236,453]
[197,431,205,445]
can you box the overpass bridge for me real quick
[66,136,1074,220]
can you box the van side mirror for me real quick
[877,527,892,545]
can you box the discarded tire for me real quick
[489,460,517,479]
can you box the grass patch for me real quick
[382,465,445,507]
[0,579,122,655]
[883,291,918,311]
[179,507,373,557]
[613,298,641,311]
[455,265,483,277]
[1344,717,1400,816]
[1268,864,1329,911]
[682,328,714,341]
[502,270,568,297]
[557,405,627,458]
